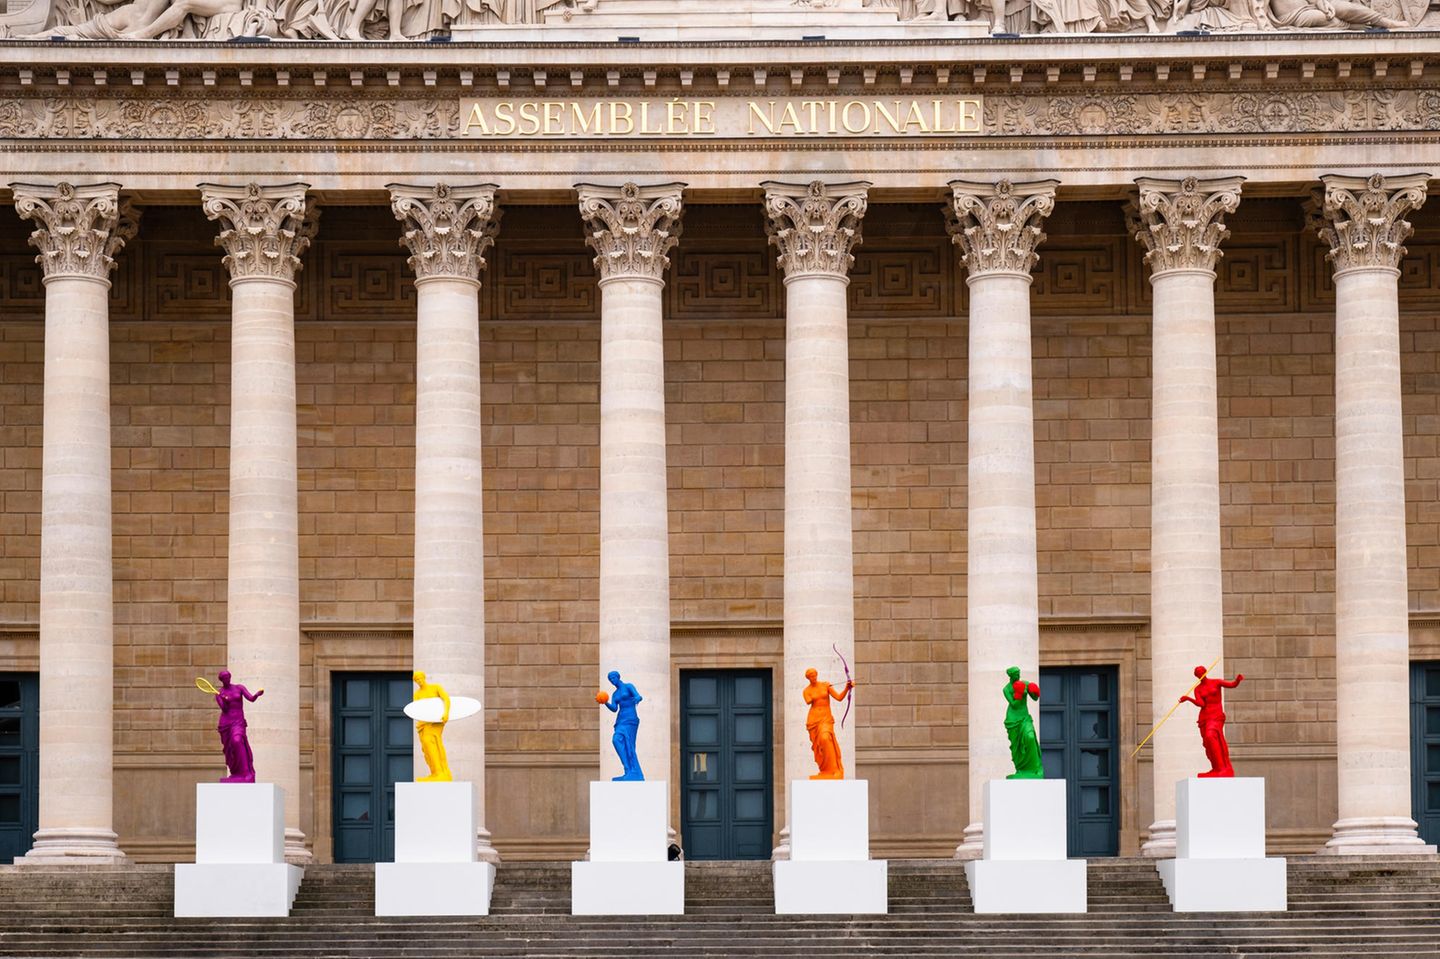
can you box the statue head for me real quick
[413,670,426,686]
[1194,665,1207,679]
[1006,666,1021,681]
[805,668,818,682]
[218,670,232,686]
[608,670,621,687]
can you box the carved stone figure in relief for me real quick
[1263,0,1404,28]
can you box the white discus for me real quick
[404,695,481,723]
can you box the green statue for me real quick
[1003,666,1044,779]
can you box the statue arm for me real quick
[1220,674,1243,688]
[630,685,643,706]
[439,687,451,722]
[241,685,263,702]
[1179,694,1199,706]
[830,682,852,702]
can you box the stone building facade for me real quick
[0,1,1438,867]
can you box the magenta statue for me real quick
[1179,665,1243,778]
[211,671,263,784]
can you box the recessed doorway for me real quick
[331,672,413,863]
[679,669,773,860]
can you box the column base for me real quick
[951,822,983,860]
[1140,819,1177,859]
[1322,817,1438,855]
[18,828,127,866]
[283,827,312,865]
[476,826,502,865]
[770,825,791,861]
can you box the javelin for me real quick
[1130,655,1222,759]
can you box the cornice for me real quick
[0,34,1438,93]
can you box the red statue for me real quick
[1178,665,1244,778]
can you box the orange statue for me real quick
[803,667,854,780]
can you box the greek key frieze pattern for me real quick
[3,90,1439,142]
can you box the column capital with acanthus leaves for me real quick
[10,181,140,282]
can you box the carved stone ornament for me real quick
[576,181,686,283]
[761,180,870,280]
[945,178,1058,277]
[1307,173,1431,275]
[388,182,501,283]
[10,181,139,281]
[199,182,316,283]
[1126,176,1245,277]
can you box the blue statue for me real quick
[596,670,645,781]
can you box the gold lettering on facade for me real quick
[459,97,984,138]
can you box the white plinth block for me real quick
[965,779,1087,914]
[376,781,494,916]
[588,780,668,862]
[789,779,871,862]
[1158,778,1288,912]
[571,861,685,915]
[774,780,888,915]
[394,781,477,862]
[571,781,683,915]
[174,784,302,918]
[194,783,284,863]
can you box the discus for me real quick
[195,677,219,695]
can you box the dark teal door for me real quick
[0,674,38,864]
[332,672,413,863]
[1410,662,1440,846]
[680,669,773,860]
[1040,666,1119,857]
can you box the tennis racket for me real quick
[195,677,220,695]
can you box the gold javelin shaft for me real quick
[1130,656,1222,759]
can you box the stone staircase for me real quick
[0,857,1436,957]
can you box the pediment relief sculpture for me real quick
[0,0,1428,41]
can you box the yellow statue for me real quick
[412,670,452,783]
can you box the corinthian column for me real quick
[762,180,869,858]
[576,182,685,787]
[11,182,138,864]
[1309,173,1435,855]
[389,182,502,863]
[200,181,316,863]
[946,179,1056,859]
[1126,176,1243,858]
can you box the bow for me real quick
[833,643,853,729]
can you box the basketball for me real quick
[595,691,609,704]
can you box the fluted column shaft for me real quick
[390,182,501,862]
[947,179,1056,859]
[201,181,315,863]
[578,182,685,789]
[1311,173,1435,854]
[1128,176,1243,857]
[762,180,869,858]
[12,182,137,864]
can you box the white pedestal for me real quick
[572,781,683,915]
[375,782,495,916]
[1157,778,1287,912]
[174,784,303,918]
[774,780,888,914]
[963,779,1087,914]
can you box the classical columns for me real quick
[946,178,1056,858]
[11,182,137,864]
[577,182,686,786]
[389,182,502,863]
[761,180,870,858]
[200,181,316,863]
[1309,173,1435,854]
[1127,176,1243,858]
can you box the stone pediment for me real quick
[0,0,1431,45]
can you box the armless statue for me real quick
[803,667,853,780]
[597,670,645,781]
[213,670,263,783]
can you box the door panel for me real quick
[332,672,413,863]
[680,669,773,860]
[1410,662,1440,846]
[0,674,38,864]
[1040,665,1120,858]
